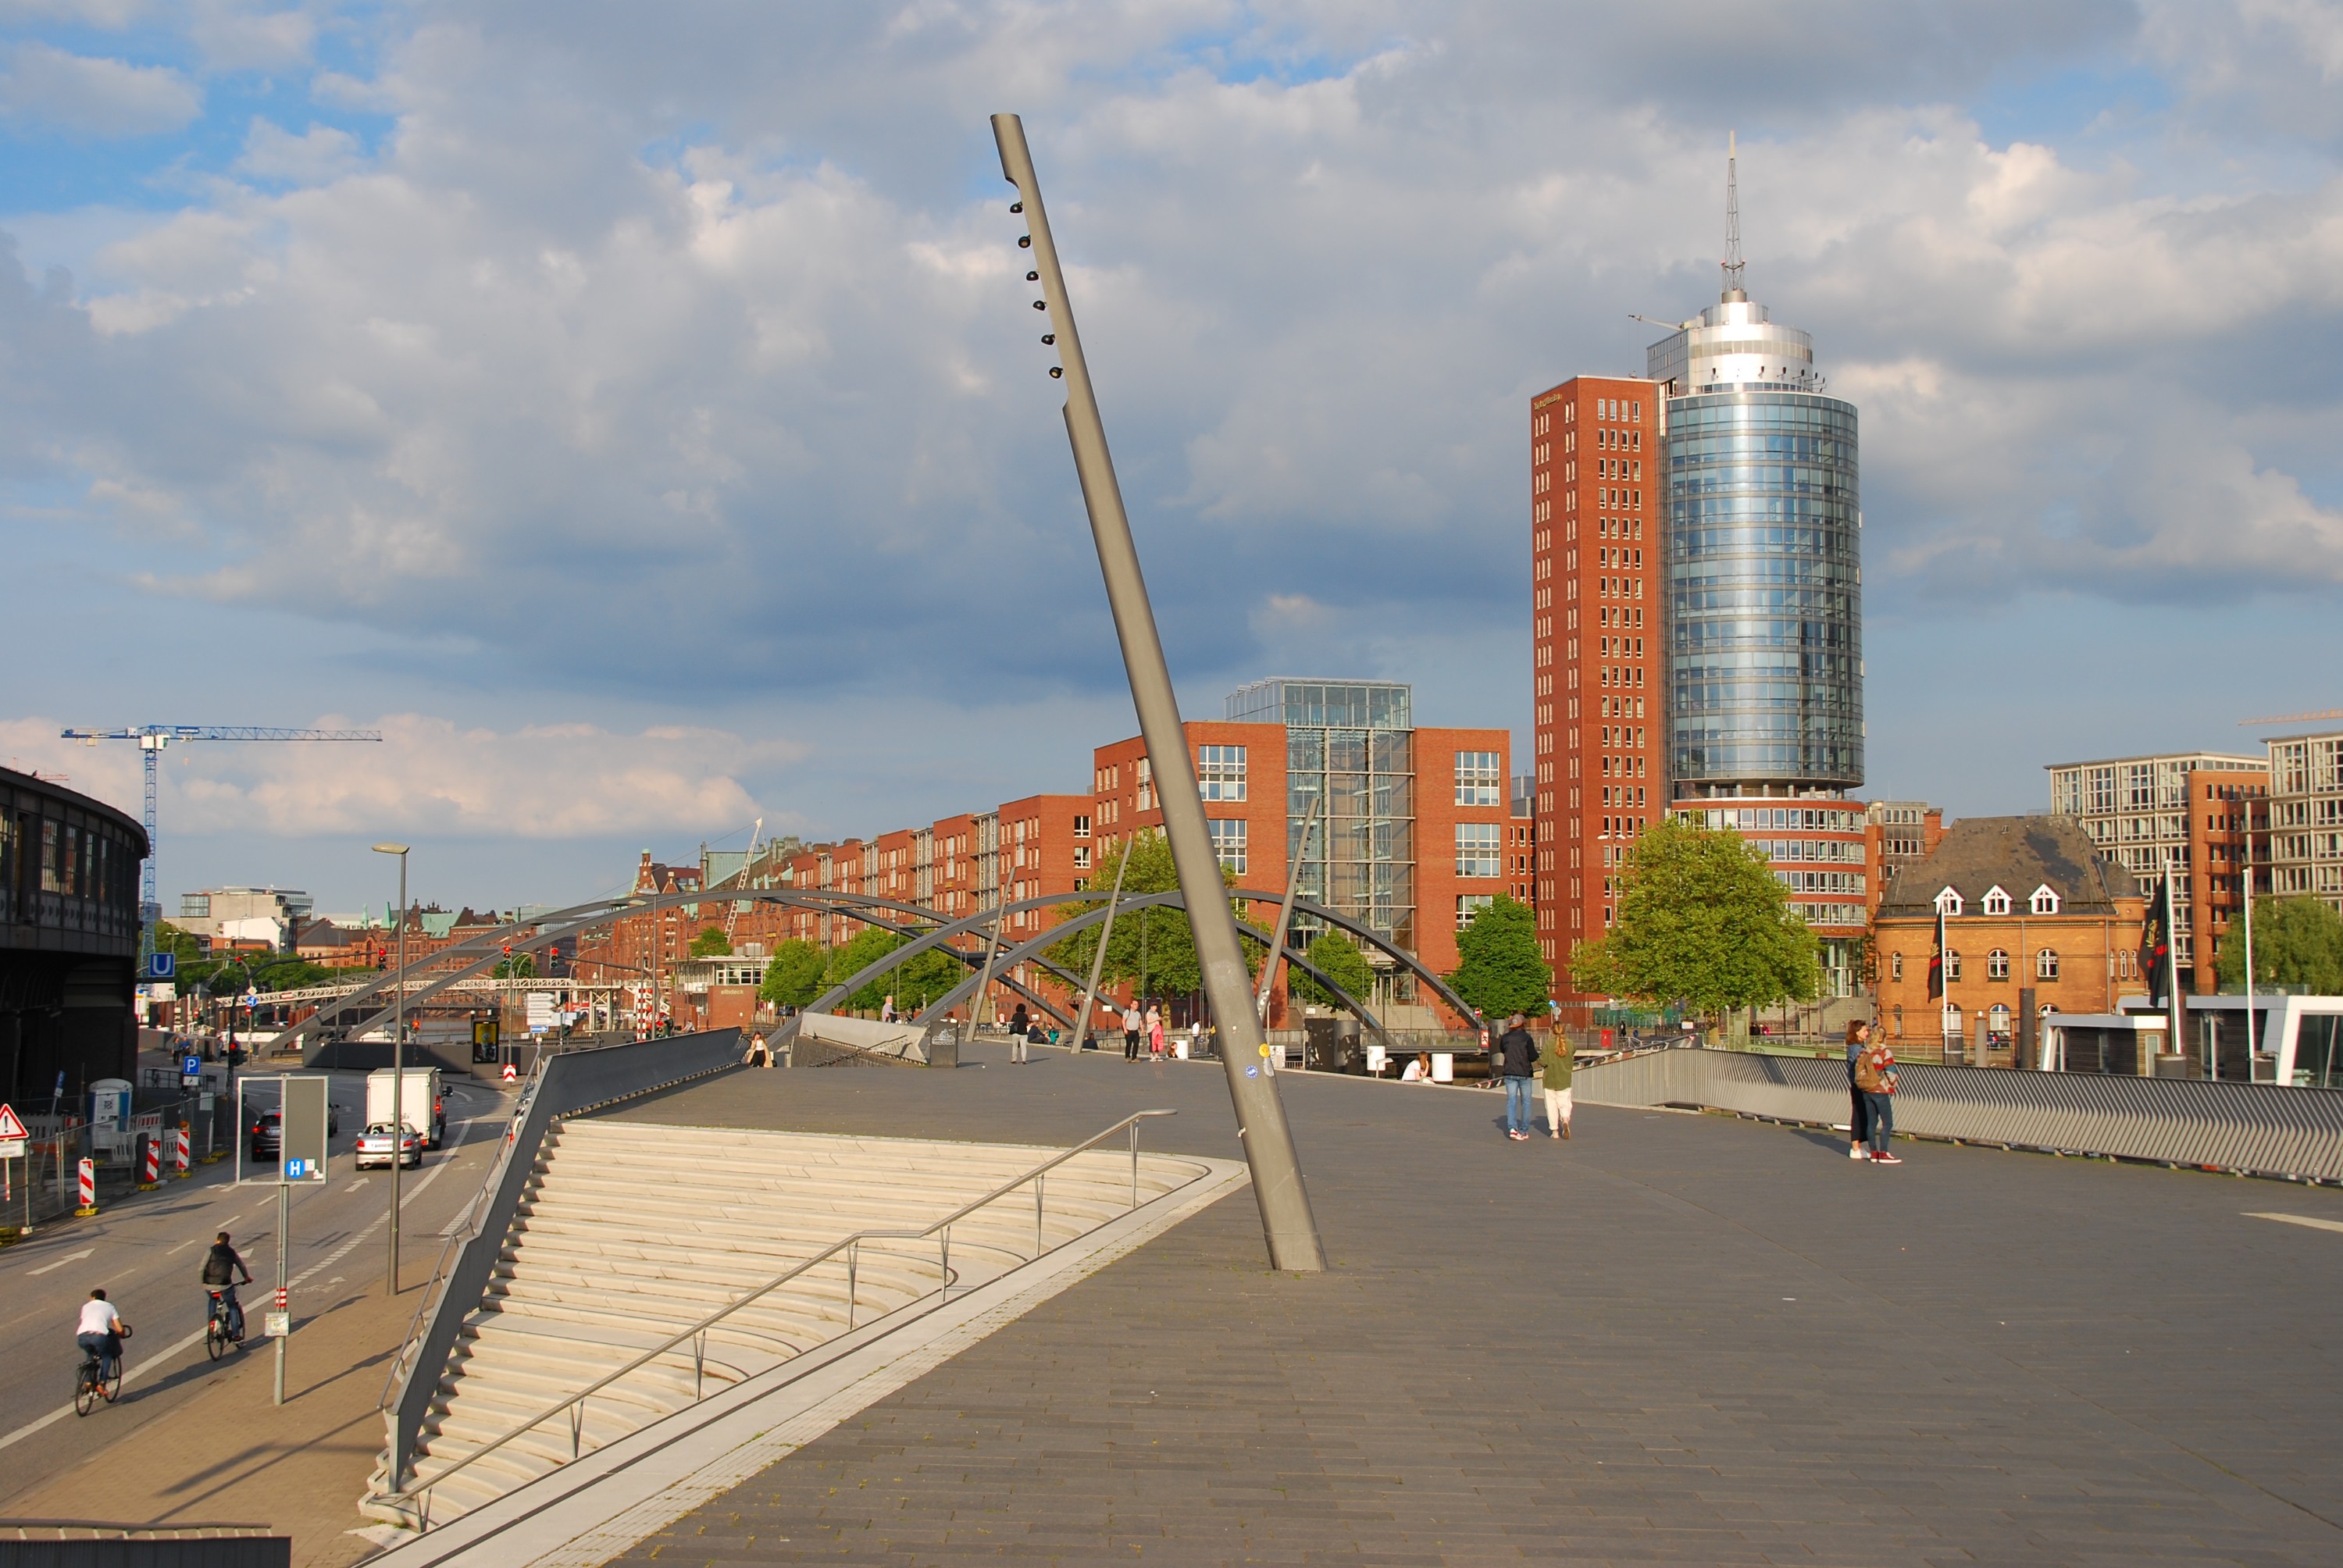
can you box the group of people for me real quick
[1119,1002,1168,1061]
[1490,1014,1575,1140]
[73,1230,253,1383]
[1845,1019,1902,1164]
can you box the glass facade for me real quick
[1660,391,1863,789]
[1228,680,1415,954]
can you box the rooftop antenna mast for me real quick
[1722,130,1747,302]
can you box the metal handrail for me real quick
[388,1107,1186,1520]
[376,1057,550,1411]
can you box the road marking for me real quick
[345,1180,366,1192]
[0,1320,214,1454]
[25,1248,95,1277]
[2248,1211,2343,1235]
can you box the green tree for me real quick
[2214,896,2343,994]
[759,938,826,1008]
[890,944,968,1014]
[490,952,536,980]
[1043,830,1249,1000]
[823,925,911,1012]
[1289,930,1373,1008]
[688,925,733,958]
[1446,895,1552,1019]
[1570,818,1818,1017]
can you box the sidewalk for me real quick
[2,1267,426,1568]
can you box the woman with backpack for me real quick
[1854,1027,1902,1165]
[1843,1021,1872,1160]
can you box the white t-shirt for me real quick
[1400,1059,1426,1082]
[77,1299,120,1337]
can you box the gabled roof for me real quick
[1876,815,2138,918]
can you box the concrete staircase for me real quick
[371,1117,1203,1527]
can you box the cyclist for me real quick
[201,1231,252,1341]
[75,1288,130,1377]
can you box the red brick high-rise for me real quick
[1529,376,1664,989]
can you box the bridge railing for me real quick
[1578,1047,2343,1182]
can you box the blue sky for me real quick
[2,0,2339,912]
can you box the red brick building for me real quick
[1528,375,1666,989]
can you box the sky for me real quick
[2,0,2340,914]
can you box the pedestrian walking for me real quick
[1122,1002,1142,1061]
[1008,1002,1029,1039]
[1843,1020,1872,1160]
[744,1032,771,1067]
[1147,1005,1165,1060]
[1855,1030,1901,1164]
[1538,1025,1574,1140]
[879,996,897,1024]
[1010,1017,1030,1064]
[1495,1014,1539,1140]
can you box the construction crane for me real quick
[58,724,384,967]
[2240,708,2343,726]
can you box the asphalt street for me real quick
[0,1069,512,1509]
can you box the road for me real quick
[0,1070,513,1508]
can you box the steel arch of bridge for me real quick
[266,882,1477,1060]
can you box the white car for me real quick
[355,1122,421,1170]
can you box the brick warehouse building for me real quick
[575,679,1507,1032]
[1873,816,2145,1064]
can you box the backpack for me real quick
[1856,1042,1898,1096]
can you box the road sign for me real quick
[0,1104,25,1140]
[263,1312,290,1338]
[181,1054,201,1087]
[148,951,176,980]
[278,1075,330,1183]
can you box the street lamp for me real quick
[372,843,409,1295]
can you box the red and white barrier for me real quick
[137,1136,161,1190]
[76,1156,97,1215]
[173,1124,191,1179]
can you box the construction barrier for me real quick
[137,1135,162,1191]
[173,1124,192,1178]
[76,1157,97,1216]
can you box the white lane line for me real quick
[345,1180,366,1192]
[24,1248,95,1277]
[0,1320,214,1454]
[2248,1211,2343,1235]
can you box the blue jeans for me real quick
[1864,1092,1895,1154]
[76,1331,119,1373]
[1503,1075,1534,1135]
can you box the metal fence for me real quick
[1577,1047,2343,1182]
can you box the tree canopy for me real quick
[2214,896,2343,994]
[759,938,826,1008]
[822,925,910,1012]
[1289,930,1372,1008]
[1446,895,1552,1020]
[1043,830,1250,1000]
[1568,818,1818,1015]
[688,925,733,957]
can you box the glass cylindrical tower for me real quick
[1649,296,1862,793]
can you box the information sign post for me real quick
[237,1074,329,1405]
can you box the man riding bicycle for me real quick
[201,1231,252,1341]
[75,1288,130,1374]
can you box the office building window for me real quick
[1457,823,1502,878]
[2030,885,2058,914]
[1073,846,1091,871]
[1455,751,1503,806]
[1197,746,1247,802]
[1207,818,1247,875]
[1945,951,1962,983]
[2036,948,2059,981]
[1890,952,1903,982]
[1987,949,2011,981]
[1457,893,1494,928]
[1073,814,1090,839]
[1982,886,2012,916]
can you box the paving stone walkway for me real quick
[604,1046,2343,1564]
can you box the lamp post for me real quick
[372,843,408,1295]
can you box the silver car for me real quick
[355,1121,421,1170]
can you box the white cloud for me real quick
[0,715,799,839]
[0,41,198,137]
[236,118,361,184]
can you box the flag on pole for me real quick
[2138,874,2170,1007]
[1926,902,1947,1000]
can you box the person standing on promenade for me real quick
[1495,1014,1539,1141]
[1538,1025,1574,1140]
[1844,1020,1872,1160]
[1855,1028,1902,1164]
[1147,1004,1165,1060]
[1122,1002,1142,1061]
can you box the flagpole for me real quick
[2163,868,2184,1070]
[2243,802,2258,1070]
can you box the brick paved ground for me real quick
[605,1047,2343,1565]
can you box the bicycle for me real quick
[73,1347,122,1416]
[204,1290,243,1360]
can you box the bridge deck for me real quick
[605,1046,2343,1564]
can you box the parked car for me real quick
[354,1122,421,1171]
[248,1104,340,1160]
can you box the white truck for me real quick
[366,1067,446,1149]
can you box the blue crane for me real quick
[58,724,384,968]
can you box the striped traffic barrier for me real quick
[173,1124,192,1179]
[76,1157,97,1216]
[137,1135,161,1191]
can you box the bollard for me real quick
[76,1157,98,1216]
[173,1124,192,1179]
[137,1136,161,1192]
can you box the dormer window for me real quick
[1935,887,1963,917]
[1981,886,2013,916]
[2030,885,2059,916]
